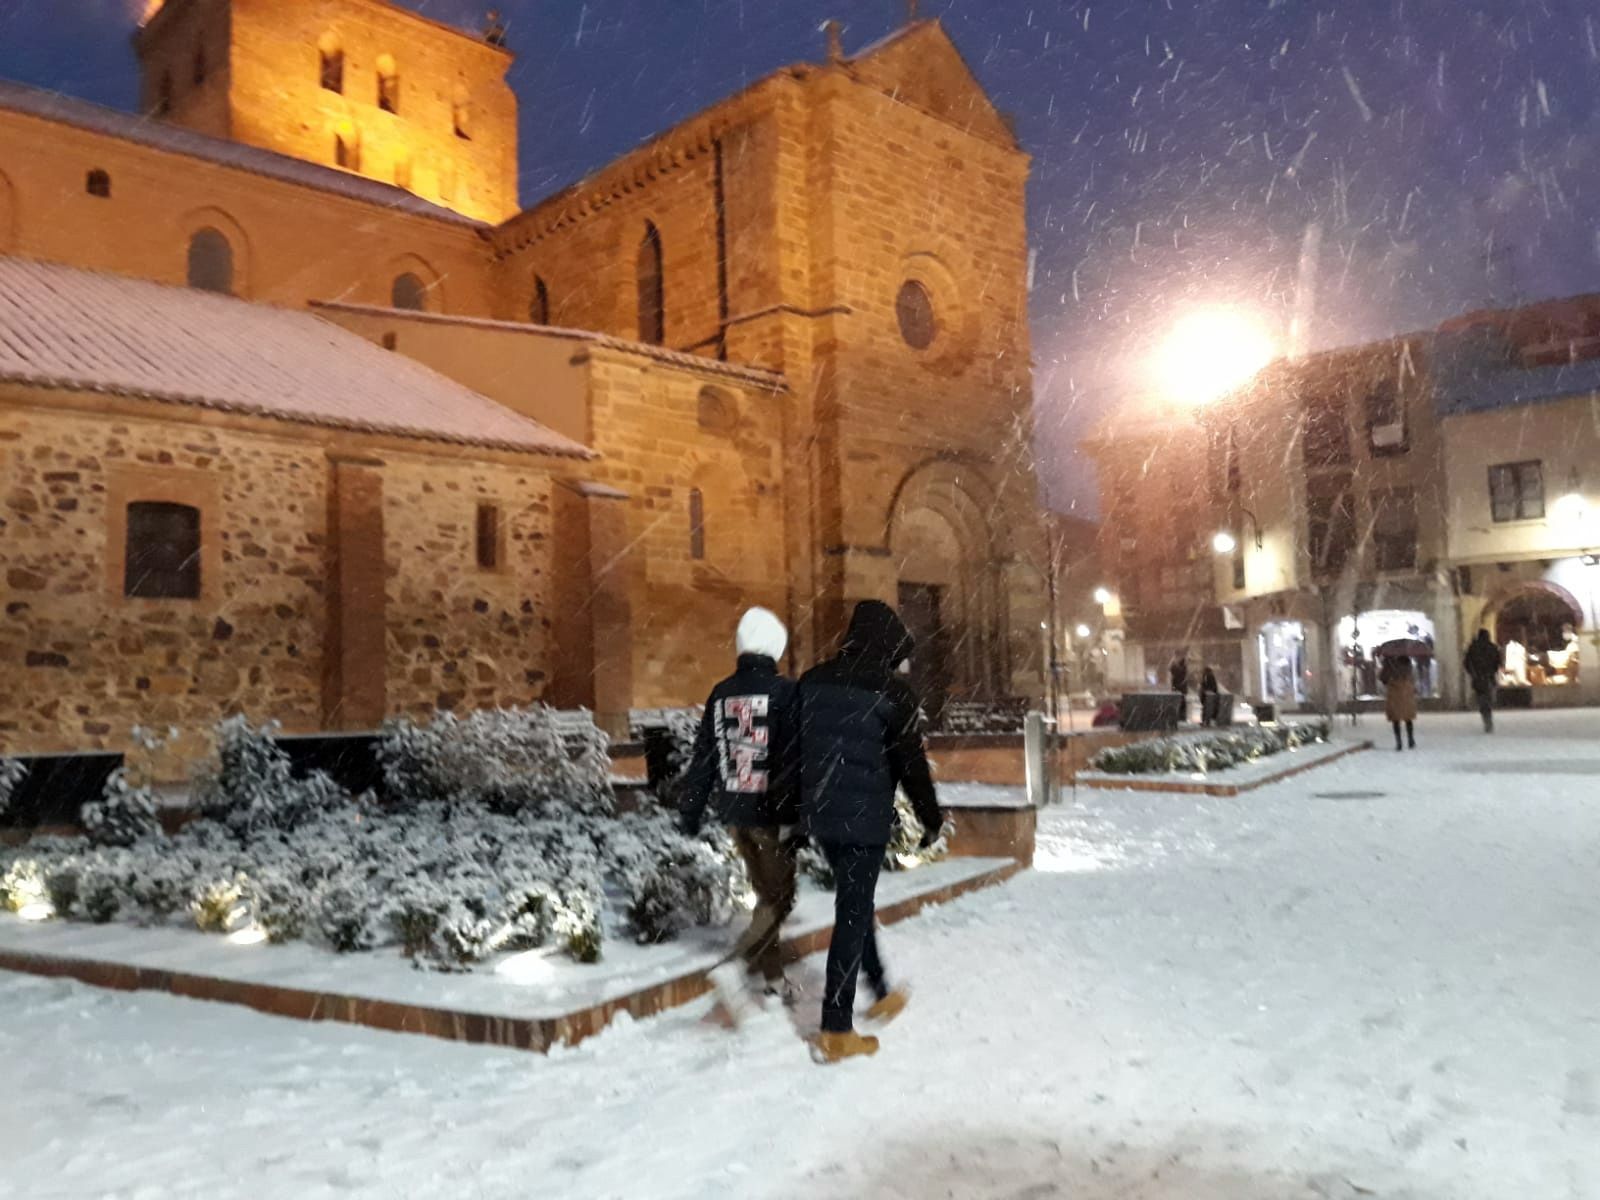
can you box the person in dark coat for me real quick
[1463,629,1503,733]
[1199,666,1221,726]
[679,607,800,989]
[1169,651,1190,697]
[798,599,942,1064]
[1379,653,1418,751]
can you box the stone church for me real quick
[0,0,1047,762]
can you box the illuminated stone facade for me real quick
[0,6,1049,760]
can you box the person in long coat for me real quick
[1462,629,1502,733]
[1379,654,1418,751]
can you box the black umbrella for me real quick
[1375,637,1432,659]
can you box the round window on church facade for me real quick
[896,279,937,350]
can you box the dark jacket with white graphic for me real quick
[797,601,942,846]
[678,654,801,832]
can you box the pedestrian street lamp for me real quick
[1212,508,1264,555]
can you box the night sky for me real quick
[4,0,1600,512]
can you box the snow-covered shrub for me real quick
[43,863,81,917]
[378,706,613,817]
[1088,720,1331,776]
[78,866,123,925]
[0,757,26,820]
[195,717,343,836]
[316,875,380,953]
[82,768,163,847]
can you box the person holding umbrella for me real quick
[1378,651,1418,751]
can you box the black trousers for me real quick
[1474,687,1495,730]
[819,839,889,1033]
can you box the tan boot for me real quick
[864,987,910,1028]
[810,1030,880,1064]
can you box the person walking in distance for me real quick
[1463,629,1503,734]
[1379,653,1418,751]
[798,600,942,1064]
[678,607,800,999]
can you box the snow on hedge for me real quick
[1087,720,1332,776]
[0,710,749,970]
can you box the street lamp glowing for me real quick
[1075,623,1092,639]
[1552,491,1589,524]
[1212,530,1238,555]
[1093,586,1113,605]
[1155,307,1277,406]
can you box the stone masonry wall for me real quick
[0,393,561,763]
[0,397,328,758]
[381,454,555,720]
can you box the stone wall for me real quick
[0,106,493,314]
[136,0,520,223]
[0,389,561,764]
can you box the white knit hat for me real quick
[736,606,788,661]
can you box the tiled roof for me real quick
[0,80,483,228]
[0,256,593,458]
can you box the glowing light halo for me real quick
[1154,307,1278,407]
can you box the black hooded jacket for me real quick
[678,654,801,831]
[797,601,941,846]
[1463,633,1502,693]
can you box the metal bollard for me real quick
[1024,710,1056,808]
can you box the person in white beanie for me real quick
[679,607,801,993]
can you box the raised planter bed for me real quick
[0,855,1018,1054]
[1076,738,1372,797]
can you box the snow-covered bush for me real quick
[195,717,344,836]
[82,768,163,847]
[0,858,46,914]
[0,757,26,820]
[1088,720,1331,776]
[377,706,613,817]
[797,792,951,888]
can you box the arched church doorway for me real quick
[888,464,1005,722]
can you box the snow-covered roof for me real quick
[311,301,789,390]
[0,81,483,228]
[0,256,594,458]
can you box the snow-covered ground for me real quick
[3,710,1597,1199]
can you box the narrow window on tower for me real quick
[475,502,501,570]
[452,85,472,140]
[192,45,207,87]
[318,33,344,94]
[154,71,174,117]
[86,169,111,198]
[376,55,400,114]
[529,275,550,325]
[335,122,361,172]
[688,488,706,561]
[637,222,665,345]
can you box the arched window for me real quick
[896,279,937,350]
[376,54,400,114]
[688,488,706,561]
[193,46,207,86]
[452,84,472,140]
[334,122,361,171]
[187,227,234,294]
[697,386,737,433]
[529,275,550,325]
[637,222,665,345]
[124,501,201,599]
[318,32,344,93]
[392,272,428,311]
[86,169,111,199]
